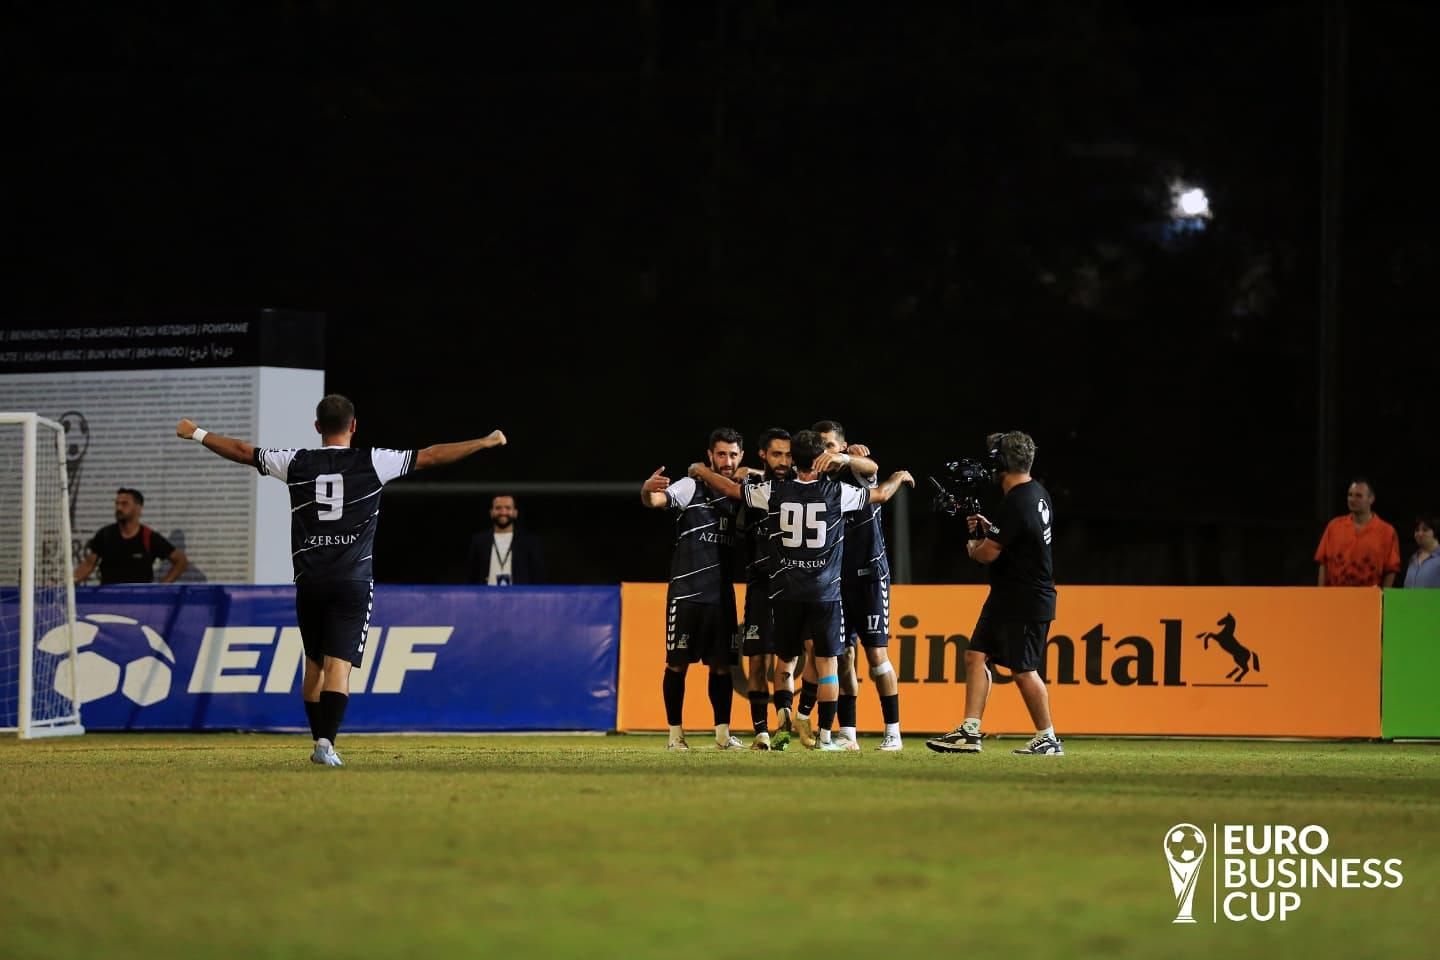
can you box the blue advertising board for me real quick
[29,585,619,731]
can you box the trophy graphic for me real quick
[1164,823,1208,923]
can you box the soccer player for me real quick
[813,420,904,751]
[176,395,506,767]
[735,427,792,750]
[692,429,912,751]
[640,428,746,751]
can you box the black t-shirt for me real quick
[981,479,1057,621]
[87,523,175,585]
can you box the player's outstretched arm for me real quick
[867,470,914,504]
[177,418,256,466]
[812,450,879,478]
[641,467,670,508]
[415,430,506,471]
[687,462,742,500]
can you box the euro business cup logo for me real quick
[1165,823,1208,923]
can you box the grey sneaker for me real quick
[819,736,860,752]
[1012,734,1064,756]
[925,726,983,754]
[666,737,690,751]
[716,735,745,750]
[876,733,903,752]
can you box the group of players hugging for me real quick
[640,420,1065,758]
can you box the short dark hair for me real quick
[316,394,356,435]
[811,419,845,441]
[708,426,743,451]
[491,494,517,507]
[757,427,791,453]
[790,429,826,468]
[1416,511,1439,533]
[116,487,144,506]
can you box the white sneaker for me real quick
[666,737,690,751]
[716,735,745,750]
[750,732,772,751]
[310,738,344,767]
[877,733,903,752]
[818,736,860,752]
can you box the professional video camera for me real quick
[928,437,1004,519]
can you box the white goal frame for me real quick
[1,412,83,738]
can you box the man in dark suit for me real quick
[466,494,547,584]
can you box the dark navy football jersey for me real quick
[255,446,415,583]
[739,477,784,599]
[664,476,739,605]
[745,477,867,602]
[839,465,890,581]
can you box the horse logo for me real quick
[1196,612,1260,682]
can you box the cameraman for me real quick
[926,431,1063,757]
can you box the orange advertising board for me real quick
[617,583,1381,738]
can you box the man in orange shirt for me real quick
[1314,478,1401,587]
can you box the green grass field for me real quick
[3,735,1437,959]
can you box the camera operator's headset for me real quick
[987,432,1015,474]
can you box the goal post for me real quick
[0,412,83,738]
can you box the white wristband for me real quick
[839,452,852,466]
[191,427,209,444]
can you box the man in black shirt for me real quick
[73,488,189,585]
[177,394,506,767]
[927,431,1064,756]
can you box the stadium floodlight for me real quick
[1170,180,1212,220]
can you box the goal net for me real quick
[0,413,83,738]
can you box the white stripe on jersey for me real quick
[672,563,720,580]
[679,520,717,538]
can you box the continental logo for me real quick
[891,611,1265,687]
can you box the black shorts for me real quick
[968,618,1050,673]
[841,576,890,648]
[741,585,774,656]
[771,599,845,660]
[666,598,738,667]
[295,580,374,668]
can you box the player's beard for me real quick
[493,516,514,530]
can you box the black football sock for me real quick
[838,694,857,730]
[817,699,838,732]
[318,690,349,744]
[772,689,794,716]
[708,671,732,726]
[662,670,686,726]
[880,693,901,726]
[748,691,769,733]
[304,699,322,740]
[798,681,818,718]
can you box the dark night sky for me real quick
[9,1,1437,585]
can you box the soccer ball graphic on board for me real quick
[39,613,177,707]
